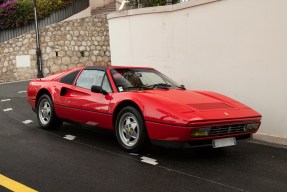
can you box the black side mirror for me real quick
[91,85,108,95]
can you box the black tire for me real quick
[37,94,62,130]
[115,106,147,152]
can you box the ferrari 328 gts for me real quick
[27,66,261,152]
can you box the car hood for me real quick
[140,89,247,111]
[126,89,261,125]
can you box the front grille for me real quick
[209,124,246,136]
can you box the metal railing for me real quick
[0,0,89,43]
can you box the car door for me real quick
[58,69,113,129]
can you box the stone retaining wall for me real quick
[0,15,111,83]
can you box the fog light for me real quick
[192,128,210,137]
[245,123,260,132]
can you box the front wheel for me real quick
[115,106,147,152]
[37,94,62,130]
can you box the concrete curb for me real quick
[253,133,287,146]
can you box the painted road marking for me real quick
[129,153,139,156]
[0,174,38,192]
[140,156,158,165]
[0,80,31,85]
[1,99,11,102]
[63,135,76,140]
[22,120,33,124]
[3,108,13,112]
[18,91,27,93]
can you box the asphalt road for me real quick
[0,81,286,192]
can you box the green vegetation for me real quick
[140,0,179,7]
[0,0,73,30]
[36,0,72,18]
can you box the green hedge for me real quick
[0,0,73,30]
[140,0,179,7]
[136,0,179,7]
[36,0,72,19]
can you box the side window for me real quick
[102,75,112,93]
[60,70,80,85]
[76,70,105,90]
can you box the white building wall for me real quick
[108,0,287,143]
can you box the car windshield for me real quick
[111,68,182,92]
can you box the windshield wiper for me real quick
[143,83,171,90]
[175,85,186,90]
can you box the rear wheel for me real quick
[37,94,62,130]
[115,106,147,152]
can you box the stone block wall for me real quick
[0,15,111,83]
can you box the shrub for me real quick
[15,0,34,26]
[141,0,179,7]
[0,0,73,30]
[36,0,73,19]
[0,0,18,30]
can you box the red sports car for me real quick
[27,66,261,152]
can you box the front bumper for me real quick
[151,134,252,148]
[145,120,259,142]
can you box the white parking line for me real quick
[63,135,76,141]
[129,153,139,156]
[0,80,31,85]
[18,91,27,93]
[3,108,13,112]
[140,156,158,165]
[22,120,33,124]
[1,99,11,102]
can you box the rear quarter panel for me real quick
[27,80,59,109]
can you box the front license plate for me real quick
[212,137,236,148]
